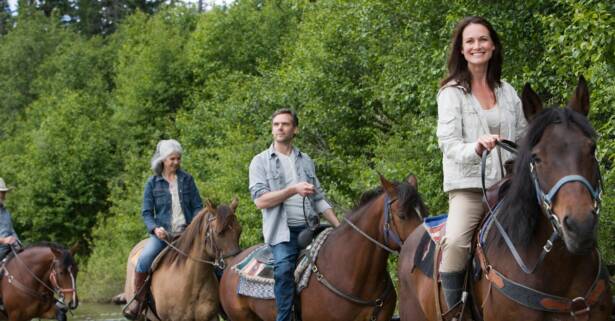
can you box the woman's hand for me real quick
[154,227,168,240]
[475,134,501,156]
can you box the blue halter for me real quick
[529,158,603,238]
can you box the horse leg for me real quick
[399,228,430,321]
[398,279,428,321]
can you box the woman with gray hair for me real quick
[124,139,203,320]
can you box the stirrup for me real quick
[442,291,472,321]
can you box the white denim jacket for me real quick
[437,80,527,192]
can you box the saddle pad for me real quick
[232,228,334,299]
[234,245,274,283]
[414,231,436,279]
[423,214,448,243]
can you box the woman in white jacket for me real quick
[436,16,527,315]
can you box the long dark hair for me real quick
[440,16,503,93]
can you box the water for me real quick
[70,303,125,321]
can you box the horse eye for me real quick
[531,154,541,163]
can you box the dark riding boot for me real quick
[441,270,466,312]
[123,272,148,320]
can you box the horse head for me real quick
[518,76,601,255]
[379,174,429,250]
[49,246,79,310]
[203,198,242,268]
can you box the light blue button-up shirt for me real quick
[249,144,331,245]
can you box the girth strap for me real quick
[307,254,393,321]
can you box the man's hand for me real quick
[293,182,315,197]
[154,227,168,240]
[2,236,17,245]
[475,134,501,156]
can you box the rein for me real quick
[4,246,77,307]
[160,212,239,269]
[304,193,408,320]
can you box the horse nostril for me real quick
[563,216,573,231]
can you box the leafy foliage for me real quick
[0,0,613,302]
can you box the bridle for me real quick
[161,211,240,269]
[481,139,603,274]
[3,246,77,309]
[343,193,423,256]
[49,262,78,308]
[529,154,603,242]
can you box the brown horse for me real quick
[123,198,242,321]
[0,243,78,321]
[399,77,613,321]
[219,174,428,321]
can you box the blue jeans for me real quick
[136,235,167,273]
[271,225,305,321]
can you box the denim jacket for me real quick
[249,144,329,245]
[141,169,203,233]
[0,205,19,258]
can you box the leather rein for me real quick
[305,193,419,321]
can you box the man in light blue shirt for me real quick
[249,109,340,321]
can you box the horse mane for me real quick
[497,107,596,247]
[161,208,211,266]
[5,242,76,267]
[354,180,428,220]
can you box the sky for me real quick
[7,0,234,13]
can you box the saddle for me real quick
[412,178,513,321]
[231,227,334,300]
[126,236,182,321]
[413,221,482,321]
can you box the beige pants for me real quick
[439,190,484,273]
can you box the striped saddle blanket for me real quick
[231,228,333,299]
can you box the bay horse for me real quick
[123,198,242,321]
[219,174,428,321]
[0,243,78,321]
[399,77,612,321]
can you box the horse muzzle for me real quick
[69,297,79,310]
[562,213,597,254]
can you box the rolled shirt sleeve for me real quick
[249,155,271,201]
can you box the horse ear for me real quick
[405,174,418,189]
[205,199,214,211]
[521,83,543,122]
[378,173,396,198]
[567,75,590,116]
[69,242,80,257]
[50,247,63,259]
[230,196,239,213]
